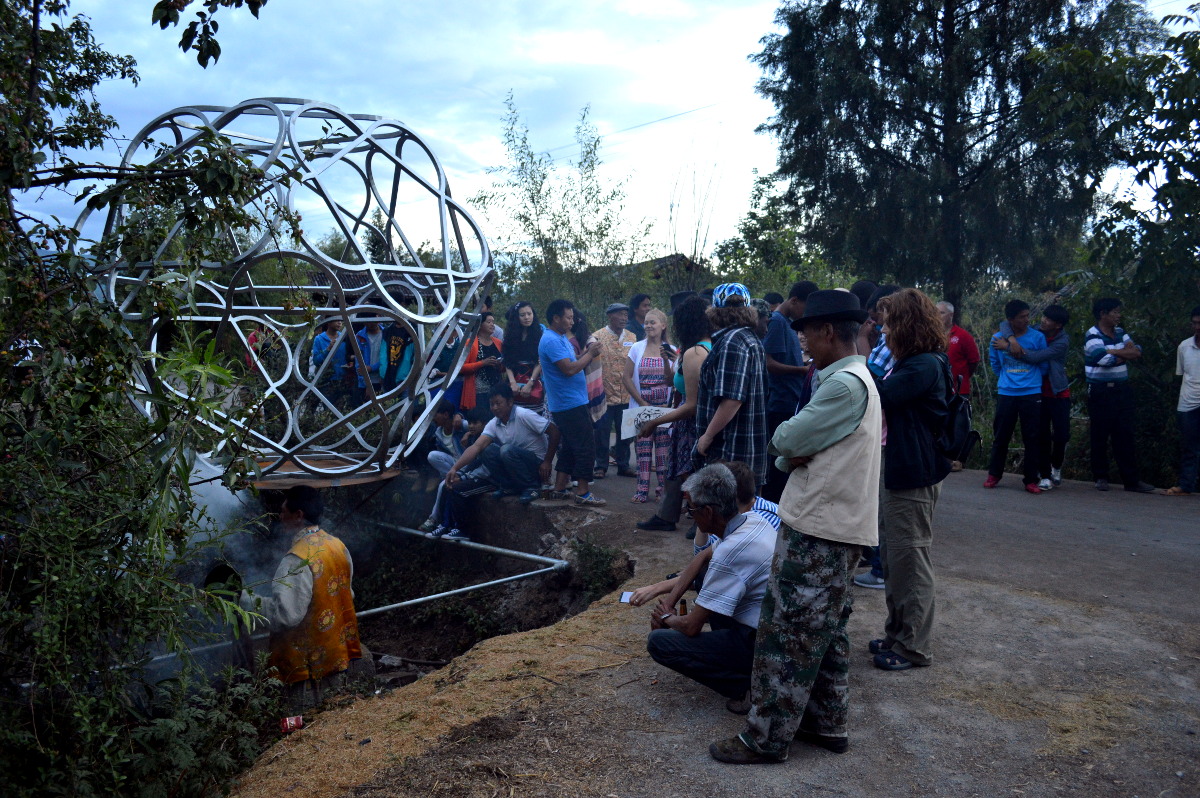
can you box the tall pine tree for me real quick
[754,0,1161,307]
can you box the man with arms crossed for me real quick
[710,290,881,764]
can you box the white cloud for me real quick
[29,0,786,257]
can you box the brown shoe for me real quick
[950,460,963,472]
[708,735,787,765]
[1164,486,1192,496]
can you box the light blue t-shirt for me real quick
[990,328,1048,396]
[538,330,588,413]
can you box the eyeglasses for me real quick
[684,502,709,518]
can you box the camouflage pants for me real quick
[741,524,856,756]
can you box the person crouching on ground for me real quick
[637,464,775,707]
[710,289,881,765]
[242,485,361,708]
[446,384,560,509]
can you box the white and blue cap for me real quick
[712,282,751,308]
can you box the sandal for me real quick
[868,638,892,655]
[593,468,608,480]
[1164,486,1192,496]
[547,490,573,501]
[631,493,648,503]
[873,650,914,671]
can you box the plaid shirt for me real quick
[697,325,769,484]
[867,332,895,377]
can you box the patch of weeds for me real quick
[570,535,630,602]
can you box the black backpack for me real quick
[935,354,981,464]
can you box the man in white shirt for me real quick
[447,383,559,505]
[1166,305,1200,496]
[639,464,775,704]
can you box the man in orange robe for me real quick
[244,486,361,699]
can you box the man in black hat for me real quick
[593,302,637,478]
[710,290,881,765]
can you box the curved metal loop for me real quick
[76,99,494,484]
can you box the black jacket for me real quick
[875,352,952,490]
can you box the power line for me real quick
[542,103,720,161]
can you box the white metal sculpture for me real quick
[76,98,493,486]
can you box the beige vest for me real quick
[778,359,882,546]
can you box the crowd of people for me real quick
[228,284,1199,722]
[608,282,1199,765]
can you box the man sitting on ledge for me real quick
[635,463,775,707]
[446,384,560,523]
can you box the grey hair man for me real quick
[642,464,776,704]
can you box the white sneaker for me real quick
[1050,467,1062,486]
[1038,478,1053,491]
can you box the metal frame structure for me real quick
[73,98,494,485]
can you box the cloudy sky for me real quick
[41,0,783,257]
[28,0,1195,261]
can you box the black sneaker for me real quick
[793,728,849,754]
[1125,481,1157,493]
[636,515,676,532]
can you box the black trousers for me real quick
[1088,383,1139,486]
[988,394,1042,485]
[552,404,595,482]
[646,615,756,698]
[1039,396,1071,475]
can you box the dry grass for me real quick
[231,593,637,798]
[947,680,1135,755]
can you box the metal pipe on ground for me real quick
[147,522,570,664]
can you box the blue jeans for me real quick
[480,443,542,494]
[1179,407,1200,492]
[594,402,631,472]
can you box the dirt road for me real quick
[234,470,1199,798]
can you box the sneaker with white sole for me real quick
[575,492,607,507]
[1050,467,1062,486]
[853,572,885,589]
[443,528,470,540]
[1038,478,1053,491]
[428,524,447,538]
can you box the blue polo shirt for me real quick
[538,330,588,412]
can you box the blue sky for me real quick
[39,0,782,257]
[23,0,1196,261]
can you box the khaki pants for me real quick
[880,483,941,665]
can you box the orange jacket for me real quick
[459,335,503,410]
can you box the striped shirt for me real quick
[695,496,780,556]
[694,512,777,629]
[1084,325,1137,385]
